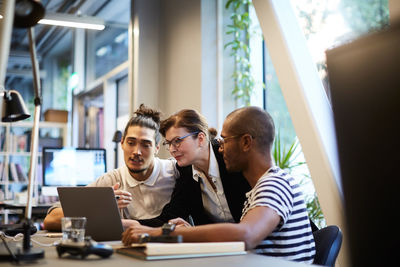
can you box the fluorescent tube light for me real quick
[38,12,105,30]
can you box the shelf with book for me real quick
[0,121,67,203]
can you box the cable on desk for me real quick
[31,237,60,247]
[0,231,24,241]
[0,232,19,263]
[0,231,59,247]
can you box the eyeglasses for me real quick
[213,134,244,147]
[163,132,199,149]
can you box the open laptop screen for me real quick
[57,187,123,242]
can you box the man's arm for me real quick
[43,207,64,231]
[123,206,281,249]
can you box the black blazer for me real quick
[139,144,251,227]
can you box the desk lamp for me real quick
[112,130,122,169]
[0,0,45,262]
[1,90,30,122]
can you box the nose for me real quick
[132,144,142,155]
[168,144,177,154]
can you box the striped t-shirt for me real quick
[241,166,315,263]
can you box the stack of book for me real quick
[116,242,246,260]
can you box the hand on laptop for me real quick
[113,183,132,209]
[122,224,162,245]
[168,217,192,228]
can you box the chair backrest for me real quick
[313,225,342,267]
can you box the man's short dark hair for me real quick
[227,106,275,154]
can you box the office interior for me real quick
[1,0,399,266]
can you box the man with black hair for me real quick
[43,104,179,231]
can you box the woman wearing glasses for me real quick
[138,109,251,227]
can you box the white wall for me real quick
[390,0,400,23]
[132,0,223,122]
[132,0,161,110]
[158,0,203,116]
[131,0,222,157]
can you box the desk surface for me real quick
[0,232,310,267]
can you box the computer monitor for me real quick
[326,23,400,266]
[42,147,107,187]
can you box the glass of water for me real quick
[61,217,86,243]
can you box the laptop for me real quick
[57,187,124,242]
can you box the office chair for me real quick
[312,225,342,267]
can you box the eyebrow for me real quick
[164,136,181,142]
[125,137,153,143]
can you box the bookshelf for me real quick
[0,121,67,202]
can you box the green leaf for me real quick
[225,0,234,9]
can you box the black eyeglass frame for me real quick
[162,131,200,149]
[213,133,255,147]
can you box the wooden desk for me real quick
[0,232,311,267]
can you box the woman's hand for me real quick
[113,183,132,209]
[168,217,193,228]
[121,219,140,230]
[122,224,162,246]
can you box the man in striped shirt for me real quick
[122,106,315,263]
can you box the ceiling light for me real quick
[114,32,127,43]
[38,12,105,30]
[96,46,109,57]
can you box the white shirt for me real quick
[88,157,179,219]
[192,143,234,223]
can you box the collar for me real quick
[125,157,160,187]
[192,143,220,182]
[246,166,279,197]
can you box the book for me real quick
[15,163,28,182]
[116,242,246,260]
[9,163,18,181]
[0,162,4,181]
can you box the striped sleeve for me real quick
[241,167,316,263]
[245,175,294,225]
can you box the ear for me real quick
[197,132,207,146]
[241,134,253,152]
[154,143,160,155]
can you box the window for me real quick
[242,0,389,227]
[290,0,389,98]
[86,0,130,83]
[93,28,128,79]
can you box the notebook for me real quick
[57,187,124,242]
[116,242,246,260]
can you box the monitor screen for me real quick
[326,24,400,266]
[42,147,107,186]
